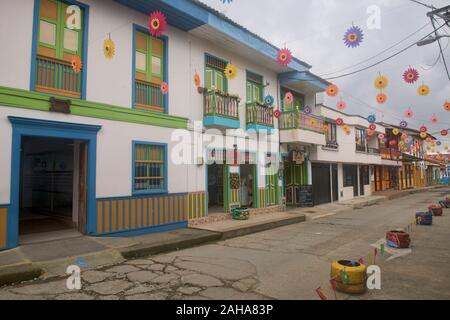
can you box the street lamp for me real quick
[417,35,450,46]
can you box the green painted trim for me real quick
[0,86,188,129]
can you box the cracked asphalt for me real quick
[0,187,449,300]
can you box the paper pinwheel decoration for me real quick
[393,128,400,136]
[345,129,352,136]
[336,100,347,110]
[369,124,377,131]
[426,137,432,143]
[264,95,275,107]
[103,38,116,59]
[343,25,364,48]
[326,84,339,97]
[420,125,427,133]
[224,63,238,80]
[304,106,312,114]
[71,55,82,73]
[367,114,376,124]
[194,72,201,87]
[149,11,167,37]
[444,101,450,112]
[342,125,349,131]
[445,146,449,151]
[403,68,419,84]
[160,82,169,95]
[376,93,387,104]
[389,140,397,146]
[378,134,385,140]
[374,75,389,90]
[367,129,375,136]
[274,109,281,119]
[284,92,294,104]
[404,108,414,118]
[310,118,318,127]
[400,121,408,129]
[404,137,411,144]
[431,115,438,124]
[417,84,430,96]
[336,118,344,126]
[322,124,329,132]
[441,130,448,137]
[420,132,428,139]
[277,48,292,66]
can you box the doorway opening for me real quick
[207,164,225,214]
[240,164,255,208]
[19,137,88,243]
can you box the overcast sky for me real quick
[199,0,450,152]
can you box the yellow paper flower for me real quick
[374,75,388,90]
[103,38,116,59]
[418,84,430,96]
[393,128,400,136]
[224,63,238,80]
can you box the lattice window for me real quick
[133,143,166,193]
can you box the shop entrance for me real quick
[19,137,88,241]
[207,164,225,213]
[240,164,255,208]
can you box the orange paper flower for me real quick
[444,101,450,112]
[376,93,387,104]
[194,72,201,87]
[71,56,82,73]
[326,84,339,97]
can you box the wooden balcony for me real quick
[35,55,81,98]
[203,89,240,129]
[246,102,274,130]
[135,80,164,113]
[279,110,326,145]
[380,147,402,161]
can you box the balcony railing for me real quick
[279,110,324,134]
[246,102,274,128]
[380,147,402,161]
[35,55,81,98]
[356,144,367,153]
[368,148,380,155]
[322,141,339,151]
[204,89,240,120]
[135,80,164,112]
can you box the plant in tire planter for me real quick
[386,230,411,249]
[429,205,443,217]
[330,260,367,294]
[416,212,433,226]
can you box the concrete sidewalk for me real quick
[0,184,445,287]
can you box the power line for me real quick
[407,0,435,10]
[323,23,448,81]
[431,17,450,82]
[319,22,432,77]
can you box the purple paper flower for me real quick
[343,25,364,48]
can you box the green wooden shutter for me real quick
[246,82,252,103]
[205,69,213,90]
[216,72,224,92]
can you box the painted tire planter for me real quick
[386,230,410,249]
[429,205,443,217]
[416,212,433,226]
[330,260,367,294]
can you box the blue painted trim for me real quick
[205,164,209,217]
[246,124,273,134]
[8,116,100,248]
[30,0,90,99]
[132,140,168,196]
[203,116,240,129]
[96,192,187,202]
[99,221,188,237]
[132,24,169,114]
[279,71,329,92]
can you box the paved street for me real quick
[0,188,449,300]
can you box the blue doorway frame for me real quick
[7,117,101,249]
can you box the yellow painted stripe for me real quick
[111,200,117,233]
[104,201,110,233]
[143,198,148,227]
[184,195,189,220]
[149,198,154,226]
[0,208,7,248]
[137,198,142,228]
[159,197,163,225]
[118,200,123,232]
[124,199,130,230]
[97,202,103,234]
[131,199,136,228]
[165,197,169,224]
[172,196,176,223]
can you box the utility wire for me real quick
[431,17,450,82]
[407,0,435,10]
[323,23,447,81]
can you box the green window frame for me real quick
[246,71,264,103]
[135,31,165,83]
[133,142,167,195]
[205,54,228,92]
[281,87,305,111]
[37,0,84,59]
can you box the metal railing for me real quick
[35,55,81,98]
[380,147,402,160]
[246,102,274,128]
[368,148,380,154]
[204,89,240,120]
[135,80,164,112]
[279,110,324,134]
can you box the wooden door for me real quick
[78,142,88,234]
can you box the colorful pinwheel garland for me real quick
[103,38,116,59]
[149,11,167,37]
[336,100,347,111]
[374,75,389,90]
[367,114,376,124]
[304,106,312,114]
[376,93,387,104]
[417,84,430,96]
[284,92,294,104]
[404,108,414,118]
[343,25,364,48]
[400,121,408,129]
[326,84,339,97]
[264,95,275,107]
[224,63,238,80]
[277,48,292,66]
[274,109,281,119]
[443,101,450,112]
[160,82,169,95]
[431,115,438,124]
[403,67,419,84]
